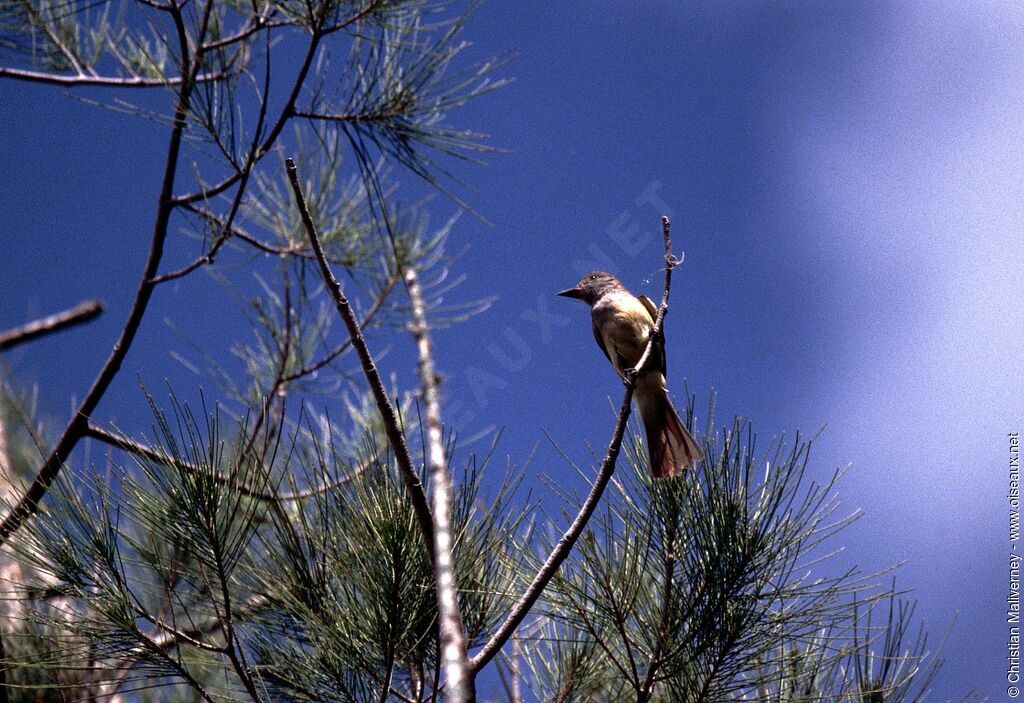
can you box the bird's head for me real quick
[557,271,622,306]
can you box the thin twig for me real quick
[284,158,436,562]
[406,267,474,703]
[565,587,637,684]
[293,107,404,124]
[320,0,387,34]
[203,15,285,51]
[470,215,678,675]
[0,300,103,352]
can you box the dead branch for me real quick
[0,300,103,352]
[406,266,473,702]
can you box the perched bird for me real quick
[558,271,704,478]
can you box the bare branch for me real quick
[470,215,679,675]
[406,266,473,703]
[284,157,436,562]
[134,0,173,10]
[0,300,103,352]
[0,66,234,88]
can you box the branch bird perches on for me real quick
[471,215,681,674]
[280,169,681,696]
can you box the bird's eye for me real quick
[589,274,597,280]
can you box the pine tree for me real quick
[0,1,975,701]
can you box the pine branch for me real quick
[470,216,680,674]
[17,0,89,76]
[210,516,263,701]
[0,300,103,352]
[638,517,677,702]
[0,0,210,548]
[177,202,362,268]
[82,422,374,501]
[107,594,271,697]
[285,157,437,563]
[405,266,474,703]
[281,272,398,383]
[151,35,274,286]
[495,636,524,703]
[174,33,323,206]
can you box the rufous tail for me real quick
[636,375,704,478]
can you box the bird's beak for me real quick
[557,286,584,300]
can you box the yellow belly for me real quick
[592,292,653,375]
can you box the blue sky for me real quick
[2,1,1023,699]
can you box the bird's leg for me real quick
[615,349,638,387]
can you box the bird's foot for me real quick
[623,367,639,387]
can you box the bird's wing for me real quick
[591,317,613,366]
[638,295,659,322]
[637,294,667,377]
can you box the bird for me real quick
[557,271,704,478]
